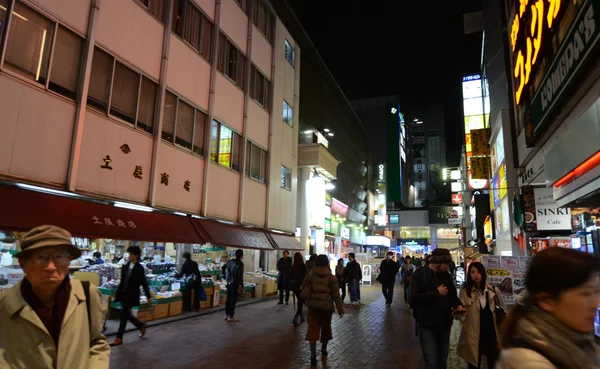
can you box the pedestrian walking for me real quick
[277,250,292,305]
[290,252,307,326]
[335,258,346,303]
[111,245,153,347]
[457,262,506,369]
[497,247,600,369]
[0,225,110,368]
[302,254,344,366]
[306,254,317,274]
[176,252,203,312]
[401,256,416,307]
[378,251,400,306]
[222,249,244,322]
[343,253,361,305]
[411,248,465,369]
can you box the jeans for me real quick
[225,283,239,318]
[419,326,452,369]
[357,282,361,300]
[349,281,359,302]
[117,301,144,339]
[382,282,395,304]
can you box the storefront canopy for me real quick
[0,185,205,244]
[267,233,304,251]
[192,219,275,250]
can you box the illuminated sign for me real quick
[389,214,399,224]
[315,132,329,148]
[331,198,348,217]
[452,194,463,205]
[341,226,350,239]
[378,164,385,182]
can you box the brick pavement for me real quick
[109,282,466,369]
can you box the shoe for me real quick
[110,338,123,347]
[285,301,289,305]
[310,357,317,366]
[322,350,328,357]
[224,315,229,321]
[227,317,240,323]
[277,302,283,305]
[301,317,305,324]
[138,324,147,338]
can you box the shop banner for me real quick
[471,156,490,180]
[523,187,537,231]
[534,187,571,230]
[483,255,533,305]
[471,128,491,156]
[529,0,600,146]
[331,198,349,217]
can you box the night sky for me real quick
[288,0,483,166]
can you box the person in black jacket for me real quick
[222,249,244,322]
[379,251,400,306]
[290,252,307,326]
[111,246,152,347]
[343,253,361,305]
[410,248,465,369]
[277,250,292,305]
[176,252,202,312]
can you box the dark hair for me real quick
[502,247,600,346]
[183,252,191,260]
[465,262,487,298]
[338,258,344,264]
[309,254,317,262]
[283,250,289,255]
[93,251,102,259]
[405,255,411,260]
[387,251,394,256]
[316,254,329,267]
[127,246,142,257]
[235,249,243,259]
[349,253,356,260]
[291,252,305,275]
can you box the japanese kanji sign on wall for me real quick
[470,128,491,156]
[471,156,491,180]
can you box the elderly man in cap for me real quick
[0,225,110,369]
[411,248,464,369]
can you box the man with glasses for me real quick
[0,225,110,368]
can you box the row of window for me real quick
[162,91,206,155]
[250,64,271,109]
[172,0,213,61]
[218,32,247,89]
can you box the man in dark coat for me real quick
[379,251,400,306]
[111,246,152,346]
[277,250,292,305]
[410,248,465,369]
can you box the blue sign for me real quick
[390,214,399,224]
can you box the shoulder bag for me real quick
[300,272,313,301]
[490,287,506,327]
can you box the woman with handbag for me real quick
[457,261,506,369]
[301,254,345,366]
[177,252,203,311]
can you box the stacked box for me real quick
[132,307,154,322]
[153,303,169,320]
[169,300,183,316]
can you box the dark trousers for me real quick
[291,284,304,319]
[339,280,346,302]
[403,282,411,303]
[225,283,239,318]
[382,282,395,304]
[419,326,452,369]
[349,281,359,302]
[117,301,144,339]
[183,282,201,311]
[279,285,290,303]
[357,282,361,300]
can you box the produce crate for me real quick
[212,285,220,307]
[219,289,227,305]
[169,300,183,316]
[153,303,169,320]
[73,271,100,286]
[199,295,212,309]
[98,288,116,297]
[132,307,154,322]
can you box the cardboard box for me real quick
[169,300,183,316]
[153,303,169,320]
[73,271,100,286]
[254,284,263,299]
[132,308,154,322]
[200,296,212,309]
[212,285,220,307]
[219,291,227,305]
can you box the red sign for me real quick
[449,209,459,218]
[452,194,463,205]
[331,198,349,217]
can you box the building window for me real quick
[250,0,273,43]
[172,0,213,61]
[245,141,267,183]
[250,64,270,109]
[136,0,166,23]
[284,40,295,66]
[283,101,293,126]
[210,120,242,171]
[162,90,207,156]
[217,32,247,89]
[1,1,84,100]
[234,0,247,12]
[88,47,158,132]
[281,166,291,190]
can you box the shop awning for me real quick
[192,219,275,250]
[0,185,205,244]
[267,233,305,251]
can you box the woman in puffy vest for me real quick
[302,254,345,366]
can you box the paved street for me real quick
[109,282,466,369]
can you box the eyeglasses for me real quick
[30,253,71,267]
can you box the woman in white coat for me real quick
[457,262,505,368]
[497,247,600,369]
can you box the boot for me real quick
[309,341,317,365]
[292,314,299,327]
[322,341,329,357]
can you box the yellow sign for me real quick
[471,128,491,156]
[465,134,472,153]
[498,162,507,200]
[471,156,491,180]
[511,0,563,104]
[464,115,485,134]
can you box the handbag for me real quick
[198,285,208,301]
[490,288,506,327]
[300,273,313,301]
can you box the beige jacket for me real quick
[496,348,556,369]
[457,284,506,367]
[0,279,110,369]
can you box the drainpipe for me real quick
[238,0,254,223]
[66,0,101,192]
[264,18,277,229]
[201,0,222,217]
[148,0,174,206]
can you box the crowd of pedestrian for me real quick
[2,224,600,369]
